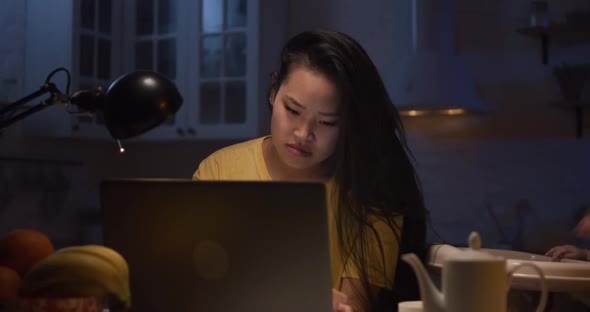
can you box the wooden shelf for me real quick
[518,12,590,138]
[516,23,590,38]
[516,22,590,64]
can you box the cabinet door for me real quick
[185,0,259,139]
[134,0,259,140]
[71,0,124,140]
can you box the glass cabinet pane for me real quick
[226,0,247,29]
[200,82,221,124]
[135,41,153,71]
[158,0,177,34]
[225,33,246,76]
[136,0,154,35]
[225,81,245,123]
[98,0,112,34]
[81,0,95,30]
[80,35,94,76]
[201,0,223,32]
[157,39,176,79]
[97,39,111,80]
[200,35,222,78]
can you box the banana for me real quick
[57,245,129,282]
[21,245,131,309]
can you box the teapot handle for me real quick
[507,263,548,312]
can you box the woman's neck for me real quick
[262,137,333,182]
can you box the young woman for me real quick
[193,29,428,312]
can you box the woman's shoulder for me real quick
[205,136,267,161]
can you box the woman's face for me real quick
[269,65,341,172]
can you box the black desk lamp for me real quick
[0,68,183,146]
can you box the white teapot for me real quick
[401,232,548,312]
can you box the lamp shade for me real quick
[103,71,183,139]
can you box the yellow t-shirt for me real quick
[193,136,401,290]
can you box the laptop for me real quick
[100,178,333,312]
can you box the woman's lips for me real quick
[287,144,311,157]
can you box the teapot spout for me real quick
[401,253,445,312]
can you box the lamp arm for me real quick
[0,83,64,129]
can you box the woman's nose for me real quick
[293,120,315,141]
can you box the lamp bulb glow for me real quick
[117,140,126,154]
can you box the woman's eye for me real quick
[320,120,338,127]
[285,105,299,115]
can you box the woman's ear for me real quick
[268,72,279,110]
[269,89,277,105]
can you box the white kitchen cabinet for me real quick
[20,0,268,141]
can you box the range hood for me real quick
[393,0,487,116]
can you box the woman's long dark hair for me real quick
[271,30,428,311]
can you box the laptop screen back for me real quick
[100,179,332,312]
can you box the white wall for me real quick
[22,0,73,136]
[0,0,26,137]
[286,0,409,94]
[0,0,26,93]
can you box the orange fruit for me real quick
[0,229,55,277]
[0,265,21,299]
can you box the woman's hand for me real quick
[545,245,590,261]
[332,288,353,312]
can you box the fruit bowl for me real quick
[0,229,130,311]
[0,297,102,312]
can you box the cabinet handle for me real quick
[176,128,185,136]
[187,128,196,136]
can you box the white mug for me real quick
[398,300,423,312]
